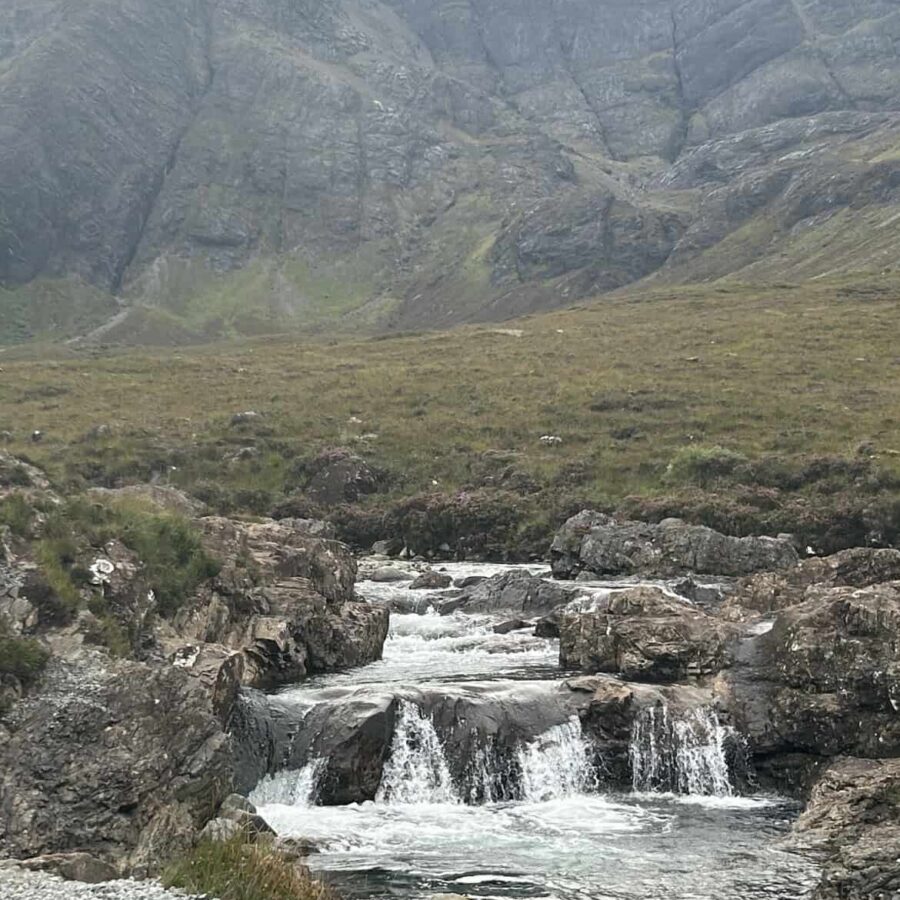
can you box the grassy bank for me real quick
[1,276,899,553]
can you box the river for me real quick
[250,563,820,900]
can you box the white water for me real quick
[517,716,597,802]
[254,562,819,900]
[375,701,458,805]
[630,705,737,796]
[249,758,325,807]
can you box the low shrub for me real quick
[0,493,35,537]
[665,445,748,488]
[164,837,336,900]
[0,621,49,685]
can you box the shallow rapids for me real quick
[253,562,820,900]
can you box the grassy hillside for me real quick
[2,276,899,554]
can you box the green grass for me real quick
[33,497,221,624]
[1,276,898,552]
[0,620,49,685]
[0,278,118,345]
[164,837,336,900]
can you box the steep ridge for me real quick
[1,0,899,341]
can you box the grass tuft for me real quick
[164,837,337,900]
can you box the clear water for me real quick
[255,563,820,900]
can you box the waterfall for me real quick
[376,701,460,805]
[630,706,738,797]
[249,758,325,807]
[517,717,598,802]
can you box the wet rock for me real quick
[408,570,452,591]
[493,619,529,635]
[533,614,560,639]
[440,569,575,617]
[560,587,738,681]
[453,575,487,589]
[237,681,590,805]
[368,566,415,583]
[552,511,799,579]
[275,836,320,859]
[790,757,900,900]
[371,539,403,557]
[723,582,900,768]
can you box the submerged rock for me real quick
[552,511,799,579]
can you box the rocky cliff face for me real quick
[1,0,898,339]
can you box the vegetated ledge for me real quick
[0,454,388,887]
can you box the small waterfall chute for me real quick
[250,758,325,807]
[630,706,740,797]
[376,700,460,805]
[517,716,598,802]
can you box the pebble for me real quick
[0,867,209,900]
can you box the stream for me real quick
[250,563,820,900]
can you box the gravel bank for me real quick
[0,867,209,900]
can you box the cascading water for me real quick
[376,701,459,804]
[630,706,739,796]
[249,758,325,807]
[251,562,819,900]
[517,716,597,802]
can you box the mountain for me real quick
[1,0,898,341]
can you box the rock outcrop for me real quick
[551,511,799,578]
[0,652,232,876]
[163,517,389,690]
[3,1,900,338]
[0,465,389,876]
[722,582,900,775]
[791,757,900,900]
[560,587,738,682]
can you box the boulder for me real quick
[371,539,403,557]
[439,569,575,617]
[453,575,487,589]
[551,511,799,579]
[408,570,453,591]
[164,517,388,690]
[0,652,233,875]
[723,582,900,772]
[368,567,414,584]
[533,614,560,638]
[305,449,381,507]
[493,619,529,635]
[7,852,118,884]
[560,587,738,682]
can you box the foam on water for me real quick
[250,759,324,807]
[376,701,459,805]
[517,717,597,802]
[630,706,739,796]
